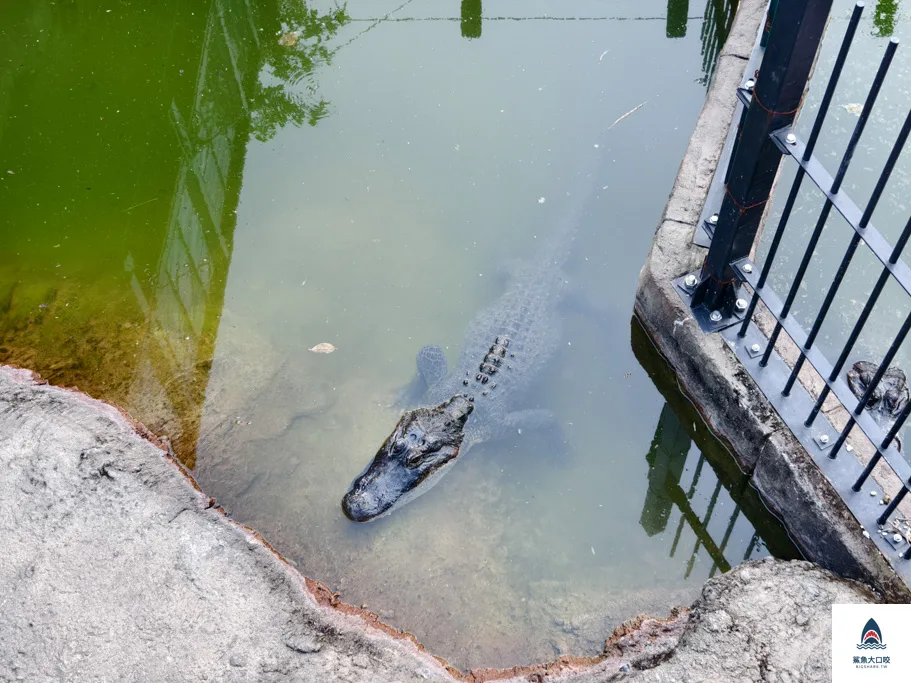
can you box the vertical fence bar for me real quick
[737,1,864,340]
[876,482,909,525]
[852,397,911,491]
[828,311,911,458]
[783,80,908,396]
[691,0,834,317]
[759,40,895,368]
[806,173,911,427]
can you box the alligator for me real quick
[342,157,600,522]
[846,360,909,445]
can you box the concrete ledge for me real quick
[633,0,911,603]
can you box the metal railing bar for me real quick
[724,320,911,577]
[731,260,911,483]
[877,482,909,526]
[830,38,898,194]
[801,1,866,162]
[770,130,911,300]
[827,310,911,458]
[736,3,864,340]
[806,209,911,427]
[758,39,897,368]
[738,171,806,339]
[853,452,883,492]
[805,268,891,423]
[853,398,911,491]
[783,101,911,397]
[892,212,911,262]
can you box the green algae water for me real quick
[1,0,798,669]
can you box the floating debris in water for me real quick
[609,102,647,130]
[309,343,337,354]
[279,31,300,47]
[537,197,545,204]
[840,103,864,116]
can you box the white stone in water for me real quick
[894,534,904,543]
[871,491,878,497]
[863,530,871,538]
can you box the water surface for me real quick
[1,0,799,669]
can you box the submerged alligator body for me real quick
[342,166,597,522]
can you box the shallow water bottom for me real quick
[190,311,789,669]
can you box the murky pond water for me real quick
[1,0,800,669]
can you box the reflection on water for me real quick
[667,0,690,39]
[461,0,483,39]
[873,0,899,38]
[699,0,740,84]
[0,0,346,464]
[632,318,800,581]
[2,0,787,671]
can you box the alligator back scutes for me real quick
[459,336,512,399]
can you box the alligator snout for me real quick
[342,484,386,522]
[342,395,473,522]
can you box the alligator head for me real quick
[846,360,910,419]
[342,395,474,522]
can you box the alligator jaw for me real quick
[342,395,473,522]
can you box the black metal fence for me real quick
[676,0,911,585]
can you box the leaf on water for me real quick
[841,103,864,116]
[279,31,300,47]
[309,343,337,354]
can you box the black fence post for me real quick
[690,0,832,320]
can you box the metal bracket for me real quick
[674,273,746,333]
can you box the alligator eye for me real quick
[406,452,426,468]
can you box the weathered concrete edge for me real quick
[0,365,693,682]
[633,0,911,603]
